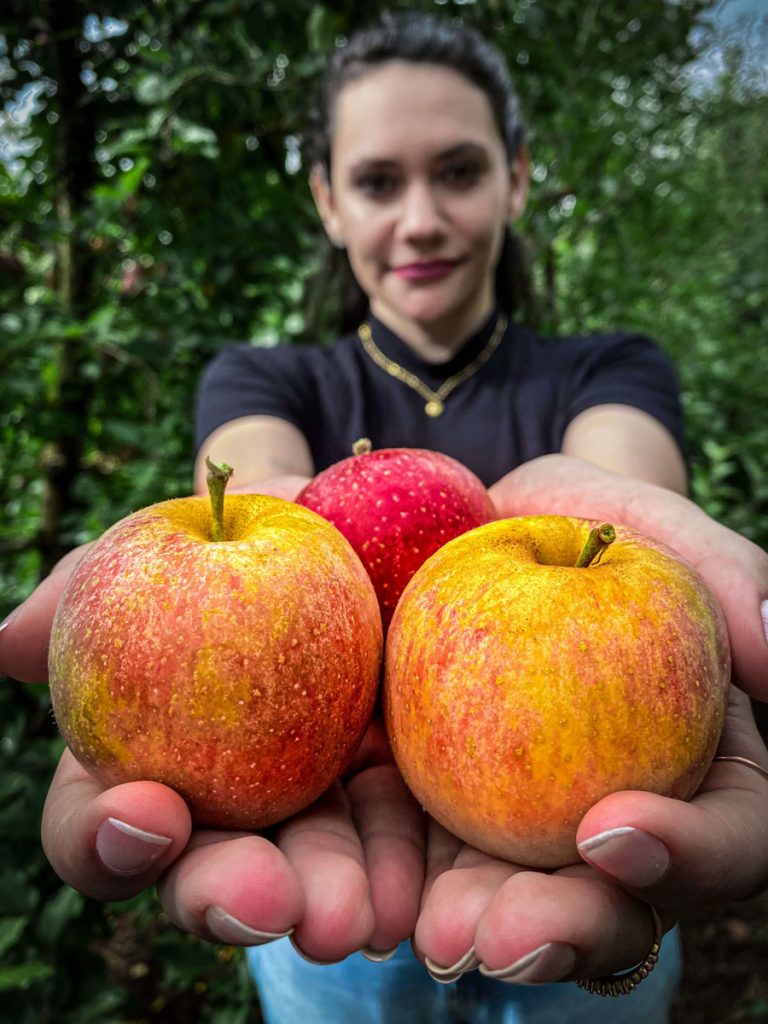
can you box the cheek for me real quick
[460,206,508,269]
[343,211,392,274]
[457,186,509,243]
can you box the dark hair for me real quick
[304,11,534,336]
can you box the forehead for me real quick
[330,60,504,164]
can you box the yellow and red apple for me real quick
[384,514,730,868]
[49,466,382,830]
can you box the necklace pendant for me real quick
[425,399,444,417]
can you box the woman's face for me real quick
[311,61,529,343]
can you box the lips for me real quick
[392,260,458,281]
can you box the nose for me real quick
[397,180,446,243]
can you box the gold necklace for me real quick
[357,315,507,417]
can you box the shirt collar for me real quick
[365,308,502,384]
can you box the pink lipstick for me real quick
[393,260,457,281]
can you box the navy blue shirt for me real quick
[195,313,685,487]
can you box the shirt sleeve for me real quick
[562,332,687,458]
[194,343,316,453]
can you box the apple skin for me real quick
[297,447,496,629]
[48,494,382,830]
[383,514,730,868]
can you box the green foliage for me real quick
[0,679,258,1022]
[1,1,766,1020]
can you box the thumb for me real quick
[1,544,91,683]
[576,688,768,908]
[42,748,191,901]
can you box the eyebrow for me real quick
[347,141,489,175]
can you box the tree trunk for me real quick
[39,0,96,577]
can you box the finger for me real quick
[275,782,375,962]
[41,748,191,901]
[1,545,91,683]
[156,831,304,945]
[490,454,768,698]
[423,817,463,898]
[474,865,675,983]
[577,687,768,906]
[414,845,521,975]
[346,763,426,955]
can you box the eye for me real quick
[355,172,400,199]
[439,160,484,189]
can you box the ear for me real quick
[309,163,345,248]
[507,145,531,223]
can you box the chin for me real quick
[388,288,480,328]
[410,299,485,332]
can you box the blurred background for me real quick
[1,1,767,1021]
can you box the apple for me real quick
[383,514,730,868]
[48,461,383,830]
[297,440,496,628]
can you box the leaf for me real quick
[0,917,27,958]
[170,116,219,158]
[135,72,175,105]
[307,6,344,54]
[0,870,39,916]
[37,887,85,946]
[60,988,125,1024]
[0,962,54,991]
[0,773,27,805]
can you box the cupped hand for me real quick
[39,732,424,962]
[39,724,424,962]
[2,545,425,964]
[418,455,768,984]
[414,684,768,984]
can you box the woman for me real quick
[4,12,768,1024]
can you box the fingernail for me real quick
[95,817,172,875]
[0,611,16,637]
[578,826,670,887]
[0,611,17,672]
[762,599,768,643]
[427,966,461,984]
[290,937,345,965]
[478,942,577,983]
[425,946,479,983]
[205,906,293,946]
[361,945,399,962]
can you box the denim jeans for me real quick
[247,928,682,1024]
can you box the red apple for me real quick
[383,515,730,868]
[48,463,382,830]
[297,440,496,628]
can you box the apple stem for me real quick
[352,437,373,456]
[575,523,616,567]
[206,457,234,541]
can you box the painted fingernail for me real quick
[762,599,768,643]
[578,826,670,887]
[426,966,461,984]
[0,611,17,672]
[425,946,479,983]
[479,942,577,983]
[361,945,399,962]
[0,611,16,637]
[205,906,293,946]
[95,817,172,875]
[290,937,345,965]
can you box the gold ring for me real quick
[576,905,663,997]
[712,755,768,783]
